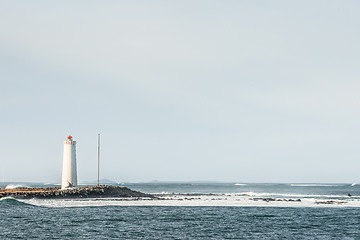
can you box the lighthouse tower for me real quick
[61,135,78,189]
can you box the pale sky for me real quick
[1,0,360,183]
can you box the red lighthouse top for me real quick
[67,135,73,141]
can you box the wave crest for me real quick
[290,184,339,187]
[0,197,36,207]
[5,184,30,189]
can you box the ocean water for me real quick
[1,183,360,239]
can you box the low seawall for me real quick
[0,185,155,199]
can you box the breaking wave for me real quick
[0,197,34,207]
[2,183,359,208]
[12,192,360,208]
[5,184,30,189]
[290,184,340,187]
[235,191,355,199]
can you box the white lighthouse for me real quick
[61,135,78,189]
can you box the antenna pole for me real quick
[97,133,100,186]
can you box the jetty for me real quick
[0,136,155,200]
[0,185,155,199]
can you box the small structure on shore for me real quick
[61,135,77,189]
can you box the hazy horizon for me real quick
[1,1,360,183]
[1,180,357,185]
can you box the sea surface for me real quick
[1,182,360,239]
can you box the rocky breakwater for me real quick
[0,185,155,199]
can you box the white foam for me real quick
[236,191,355,199]
[234,183,247,186]
[290,184,339,187]
[0,196,16,201]
[18,193,360,208]
[5,184,30,189]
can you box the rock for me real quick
[252,197,302,203]
[0,185,155,200]
[315,200,347,205]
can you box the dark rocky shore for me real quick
[0,185,155,199]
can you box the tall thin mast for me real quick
[97,133,100,186]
